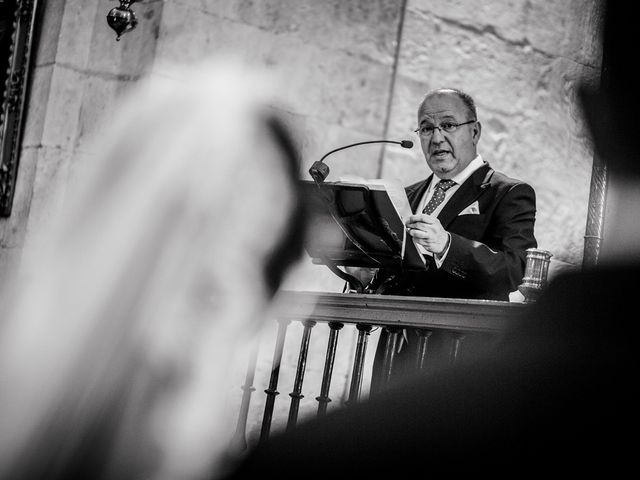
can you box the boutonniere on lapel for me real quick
[459,200,480,215]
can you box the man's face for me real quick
[417,92,481,179]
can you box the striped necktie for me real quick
[422,179,456,215]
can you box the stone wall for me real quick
[0,0,604,449]
[0,0,604,285]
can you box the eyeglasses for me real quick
[414,120,476,138]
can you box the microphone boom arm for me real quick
[309,139,413,183]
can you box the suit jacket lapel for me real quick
[438,164,493,228]
[406,175,433,213]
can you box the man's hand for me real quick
[406,214,450,255]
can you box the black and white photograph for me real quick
[0,1,632,479]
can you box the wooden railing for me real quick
[231,290,526,450]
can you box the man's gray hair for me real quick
[421,88,478,121]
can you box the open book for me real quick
[301,178,427,271]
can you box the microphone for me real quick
[309,139,414,183]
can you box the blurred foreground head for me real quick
[580,1,640,262]
[581,1,638,180]
[0,59,305,480]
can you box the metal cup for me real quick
[518,248,553,303]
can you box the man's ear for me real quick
[472,121,482,146]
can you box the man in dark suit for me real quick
[369,88,537,390]
[219,5,636,476]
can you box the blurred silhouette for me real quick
[220,2,637,477]
[0,59,306,480]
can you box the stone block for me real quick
[64,150,98,204]
[384,76,428,138]
[73,75,135,154]
[178,0,403,65]
[522,0,604,66]
[531,171,590,265]
[39,65,85,150]
[52,0,101,70]
[155,3,394,134]
[0,147,39,248]
[21,64,54,148]
[33,0,65,67]
[410,0,603,66]
[22,145,73,252]
[399,12,556,115]
[412,0,529,46]
[0,246,22,291]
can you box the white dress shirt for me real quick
[414,154,486,267]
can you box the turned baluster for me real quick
[286,320,316,431]
[260,319,290,442]
[230,341,259,451]
[347,324,372,405]
[448,332,465,366]
[316,322,344,417]
[380,326,402,390]
[415,329,433,371]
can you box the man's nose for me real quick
[431,126,446,143]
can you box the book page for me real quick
[364,179,427,263]
[339,176,411,220]
[338,176,425,263]
[363,178,412,220]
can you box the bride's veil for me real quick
[0,59,305,480]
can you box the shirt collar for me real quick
[449,154,485,185]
